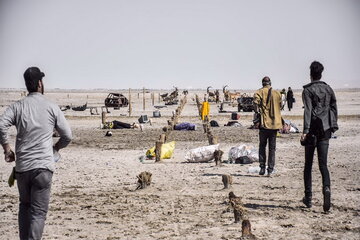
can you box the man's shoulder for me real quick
[303,81,328,89]
[28,94,60,111]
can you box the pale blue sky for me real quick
[0,0,359,90]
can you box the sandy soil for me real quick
[0,88,359,240]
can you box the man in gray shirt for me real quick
[0,67,72,240]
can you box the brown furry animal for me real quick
[136,171,152,190]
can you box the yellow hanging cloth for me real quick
[201,101,210,120]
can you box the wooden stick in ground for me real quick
[143,87,145,111]
[101,112,106,124]
[195,95,202,118]
[214,149,224,166]
[222,174,232,188]
[208,133,218,145]
[128,88,132,116]
[155,134,166,162]
[155,141,163,162]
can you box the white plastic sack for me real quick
[185,144,220,163]
[228,144,259,162]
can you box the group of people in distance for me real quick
[280,87,295,111]
[253,61,338,213]
[0,60,338,239]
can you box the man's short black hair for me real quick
[310,61,324,81]
[23,67,45,92]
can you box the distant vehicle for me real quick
[104,93,129,109]
[237,96,255,112]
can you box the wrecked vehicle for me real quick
[237,96,255,112]
[104,93,129,109]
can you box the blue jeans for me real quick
[16,169,53,240]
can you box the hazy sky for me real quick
[0,0,359,90]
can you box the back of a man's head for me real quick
[24,67,45,93]
[262,76,271,87]
[310,61,324,81]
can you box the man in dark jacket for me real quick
[286,87,294,111]
[301,61,338,212]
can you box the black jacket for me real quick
[302,81,338,135]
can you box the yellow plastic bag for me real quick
[146,141,176,159]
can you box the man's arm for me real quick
[302,89,312,134]
[53,108,72,151]
[0,106,16,162]
[253,91,261,113]
[329,88,338,132]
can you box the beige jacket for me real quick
[254,86,282,130]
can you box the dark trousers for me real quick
[259,128,277,172]
[304,139,330,196]
[287,101,293,111]
[16,169,53,240]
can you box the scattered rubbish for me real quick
[248,166,276,174]
[185,144,220,163]
[231,112,240,120]
[138,115,149,124]
[228,144,258,163]
[138,156,146,163]
[225,121,242,127]
[146,141,176,159]
[105,131,112,137]
[174,122,196,131]
[153,110,161,118]
[234,156,254,164]
[60,105,71,111]
[154,105,167,109]
[210,120,219,127]
[72,103,87,111]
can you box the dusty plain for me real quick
[0,88,359,240]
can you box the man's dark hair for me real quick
[23,67,45,92]
[310,61,324,80]
[262,76,271,86]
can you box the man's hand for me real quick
[300,134,307,142]
[4,149,15,162]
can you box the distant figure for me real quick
[301,61,338,212]
[286,87,294,111]
[0,67,72,239]
[253,77,282,176]
[215,89,220,103]
[280,88,286,110]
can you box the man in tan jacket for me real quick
[253,77,282,176]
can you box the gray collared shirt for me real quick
[0,92,72,172]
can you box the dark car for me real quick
[237,96,255,112]
[104,93,129,109]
